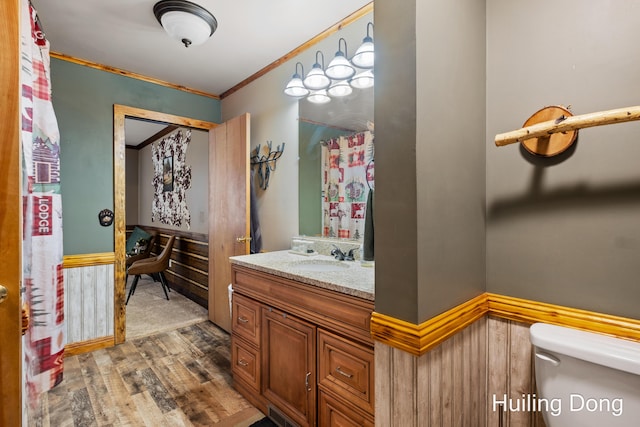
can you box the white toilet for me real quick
[530,323,640,426]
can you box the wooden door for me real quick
[209,113,251,332]
[0,0,23,424]
[262,307,317,427]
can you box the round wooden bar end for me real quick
[520,105,578,157]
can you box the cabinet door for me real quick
[262,307,316,427]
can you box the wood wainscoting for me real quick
[372,293,640,426]
[63,253,116,355]
[375,316,547,426]
[375,318,487,426]
[486,316,546,427]
[127,226,209,308]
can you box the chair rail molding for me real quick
[371,292,640,356]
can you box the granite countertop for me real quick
[229,250,374,301]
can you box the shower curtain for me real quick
[322,130,374,239]
[21,0,65,405]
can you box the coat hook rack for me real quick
[250,141,285,190]
[495,105,640,157]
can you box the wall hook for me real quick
[250,141,285,190]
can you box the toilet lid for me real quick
[530,323,640,376]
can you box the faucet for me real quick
[331,245,355,261]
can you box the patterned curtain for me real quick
[322,131,374,240]
[21,0,65,405]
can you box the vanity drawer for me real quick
[318,329,374,414]
[232,293,261,346]
[318,389,374,427]
[232,336,260,392]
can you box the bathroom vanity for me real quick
[229,251,374,427]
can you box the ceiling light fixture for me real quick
[351,22,374,69]
[284,62,310,97]
[153,0,218,48]
[303,51,331,91]
[325,38,356,81]
[284,23,374,104]
[327,80,353,97]
[350,70,374,89]
[307,90,331,104]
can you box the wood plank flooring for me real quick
[30,321,267,427]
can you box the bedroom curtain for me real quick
[21,0,65,405]
[321,130,374,240]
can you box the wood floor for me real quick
[30,321,267,426]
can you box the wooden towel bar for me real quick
[495,106,640,149]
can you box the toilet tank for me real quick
[530,323,640,427]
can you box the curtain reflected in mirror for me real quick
[322,130,374,239]
[298,86,373,238]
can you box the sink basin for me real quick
[288,259,351,272]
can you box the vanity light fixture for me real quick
[303,51,331,91]
[327,80,353,97]
[153,0,218,48]
[351,22,374,69]
[307,89,331,104]
[284,62,310,97]
[325,38,356,80]
[350,69,374,89]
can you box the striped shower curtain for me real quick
[322,130,375,240]
[21,0,65,405]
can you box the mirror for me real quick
[297,12,374,239]
[298,87,374,237]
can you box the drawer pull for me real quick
[237,316,249,324]
[305,372,312,392]
[335,366,353,379]
[238,359,249,367]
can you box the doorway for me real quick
[113,105,217,344]
[123,118,210,338]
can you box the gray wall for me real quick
[486,0,640,319]
[376,0,640,323]
[375,0,487,323]
[51,58,220,255]
[225,0,639,323]
[125,148,139,225]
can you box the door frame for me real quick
[0,0,22,423]
[113,104,216,344]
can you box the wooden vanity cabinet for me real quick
[230,264,375,427]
